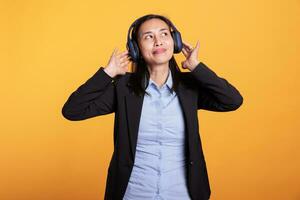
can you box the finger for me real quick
[110,48,117,59]
[183,47,190,54]
[120,55,130,62]
[113,48,118,56]
[183,44,193,52]
[191,41,200,55]
[121,56,131,63]
[182,48,189,57]
[186,44,193,51]
[181,61,187,69]
[117,50,129,58]
[117,53,129,60]
[195,40,200,49]
[182,40,190,46]
[183,45,192,53]
[120,49,129,56]
[121,60,130,67]
[182,41,193,50]
[117,53,128,61]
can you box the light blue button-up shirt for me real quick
[123,69,192,200]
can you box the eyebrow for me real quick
[140,28,169,37]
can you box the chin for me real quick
[152,54,173,64]
[152,58,170,65]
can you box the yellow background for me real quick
[2,0,300,199]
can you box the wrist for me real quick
[189,60,200,72]
[103,67,116,78]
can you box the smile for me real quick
[153,49,166,54]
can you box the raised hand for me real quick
[181,40,200,71]
[104,48,131,78]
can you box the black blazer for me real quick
[61,62,243,200]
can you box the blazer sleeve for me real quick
[61,67,116,121]
[190,62,243,112]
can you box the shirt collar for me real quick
[146,68,173,93]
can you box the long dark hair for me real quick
[127,14,182,97]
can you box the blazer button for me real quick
[190,161,194,165]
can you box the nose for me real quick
[154,36,163,46]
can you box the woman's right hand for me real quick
[104,48,131,78]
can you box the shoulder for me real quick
[113,72,133,87]
[178,71,198,89]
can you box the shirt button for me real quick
[158,141,162,145]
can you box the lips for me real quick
[153,48,166,54]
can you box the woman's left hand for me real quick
[181,40,200,71]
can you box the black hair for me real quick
[127,14,182,97]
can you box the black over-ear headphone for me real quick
[126,17,183,62]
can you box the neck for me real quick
[147,63,169,88]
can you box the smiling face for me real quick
[136,18,174,67]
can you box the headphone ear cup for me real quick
[171,31,183,53]
[127,40,140,62]
[132,40,140,61]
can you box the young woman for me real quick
[62,14,243,200]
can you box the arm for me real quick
[191,62,243,111]
[61,67,116,121]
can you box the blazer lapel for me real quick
[125,85,145,164]
[177,81,199,161]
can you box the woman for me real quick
[62,14,243,200]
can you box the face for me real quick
[137,18,174,66]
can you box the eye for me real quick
[145,35,153,39]
[162,32,168,36]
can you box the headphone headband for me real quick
[127,18,179,42]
